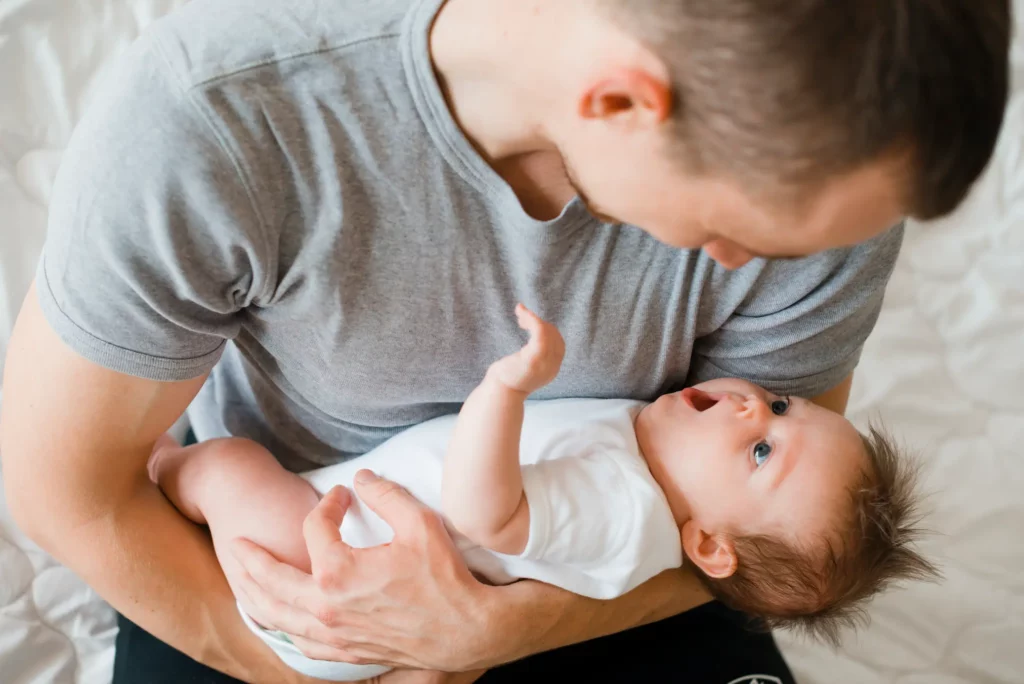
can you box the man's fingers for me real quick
[289,634,408,671]
[288,634,393,667]
[232,538,321,613]
[234,565,313,635]
[233,537,311,591]
[231,539,390,653]
[235,575,372,662]
[231,544,337,643]
[303,486,355,583]
[352,470,438,539]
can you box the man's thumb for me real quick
[354,469,378,485]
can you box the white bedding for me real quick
[1,1,1022,682]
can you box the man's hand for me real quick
[230,471,502,671]
[487,304,565,395]
[231,466,711,676]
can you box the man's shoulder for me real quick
[144,0,413,90]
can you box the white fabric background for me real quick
[1,1,1022,682]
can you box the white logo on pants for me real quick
[727,676,784,684]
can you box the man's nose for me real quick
[702,239,755,270]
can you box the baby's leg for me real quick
[149,435,320,592]
[151,437,394,682]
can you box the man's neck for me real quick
[429,0,582,219]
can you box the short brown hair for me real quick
[693,425,940,646]
[597,0,1011,219]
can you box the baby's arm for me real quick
[148,435,320,593]
[442,304,565,555]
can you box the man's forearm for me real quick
[1,288,298,683]
[475,567,711,668]
[32,480,301,684]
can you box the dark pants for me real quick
[114,602,795,683]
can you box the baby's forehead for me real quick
[787,416,870,512]
[806,418,870,470]
[799,401,863,446]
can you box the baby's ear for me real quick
[681,521,738,579]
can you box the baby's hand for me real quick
[488,304,565,395]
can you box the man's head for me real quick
[635,378,939,643]
[556,0,1011,267]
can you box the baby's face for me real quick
[635,378,866,547]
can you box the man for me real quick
[0,0,1009,683]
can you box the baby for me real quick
[151,305,937,681]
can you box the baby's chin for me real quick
[691,377,765,397]
[635,399,661,423]
[633,403,657,451]
[634,396,683,439]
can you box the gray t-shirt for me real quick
[37,0,902,472]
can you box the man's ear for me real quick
[681,520,738,579]
[578,68,671,128]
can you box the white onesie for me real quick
[241,398,683,680]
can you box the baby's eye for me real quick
[771,398,790,416]
[753,441,772,467]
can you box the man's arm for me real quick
[1,287,309,684]
[476,567,709,667]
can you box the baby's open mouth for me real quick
[681,388,722,412]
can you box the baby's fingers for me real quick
[514,304,565,365]
[515,303,544,334]
[516,304,562,347]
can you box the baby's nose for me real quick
[740,395,770,420]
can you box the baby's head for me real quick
[635,378,938,643]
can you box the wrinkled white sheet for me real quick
[1,1,1022,683]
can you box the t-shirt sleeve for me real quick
[518,447,682,599]
[687,225,904,398]
[36,33,270,381]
